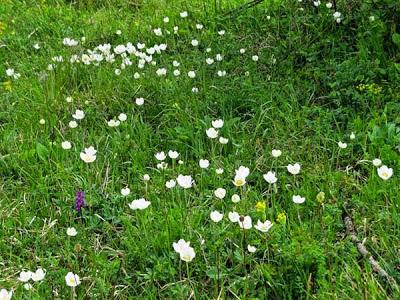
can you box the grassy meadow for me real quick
[1,0,400,298]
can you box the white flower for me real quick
[39,119,45,125]
[168,150,179,159]
[196,24,204,29]
[114,45,126,54]
[287,163,301,175]
[80,146,97,163]
[134,72,140,79]
[172,60,180,67]
[63,37,78,46]
[163,16,169,23]
[215,54,223,61]
[216,168,224,174]
[121,187,130,196]
[156,68,167,76]
[247,245,257,253]
[293,195,305,204]
[66,96,73,103]
[199,159,210,169]
[338,141,347,149]
[18,271,32,282]
[172,240,196,262]
[218,30,225,36]
[206,48,212,52]
[72,109,85,120]
[271,149,282,158]
[350,132,356,140]
[217,70,226,77]
[67,227,77,237]
[68,120,78,128]
[239,48,246,54]
[191,39,199,47]
[107,119,120,127]
[176,175,193,188]
[263,171,277,184]
[128,198,151,210]
[254,220,273,233]
[206,58,214,65]
[252,55,259,62]
[115,69,121,76]
[143,174,150,181]
[65,272,81,287]
[135,97,144,106]
[377,165,393,180]
[313,0,321,7]
[179,245,196,262]
[31,268,45,282]
[23,283,32,290]
[0,289,12,300]
[212,119,224,128]
[155,151,166,161]
[192,87,199,93]
[231,194,240,203]
[326,2,332,8]
[61,141,72,150]
[372,158,382,167]
[219,137,229,144]
[228,211,240,222]
[118,113,127,122]
[369,16,375,22]
[180,11,188,18]
[153,28,162,36]
[210,211,223,223]
[188,71,196,78]
[173,69,180,76]
[165,179,176,189]
[116,30,122,35]
[239,216,252,229]
[233,166,250,187]
[206,128,218,139]
[33,43,40,50]
[214,188,226,199]
[157,162,168,169]
[173,239,190,253]
[333,11,341,19]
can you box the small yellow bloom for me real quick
[255,201,266,212]
[276,212,286,224]
[2,81,12,91]
[316,191,325,204]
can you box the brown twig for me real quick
[343,214,398,288]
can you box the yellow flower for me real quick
[2,81,12,91]
[276,212,286,224]
[255,201,266,212]
[316,191,325,204]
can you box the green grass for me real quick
[1,0,400,298]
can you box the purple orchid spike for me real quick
[75,190,86,212]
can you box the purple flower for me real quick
[75,190,86,212]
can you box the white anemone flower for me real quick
[211,119,224,128]
[72,109,85,120]
[293,195,305,204]
[210,211,223,223]
[31,268,46,282]
[128,198,151,210]
[176,175,193,188]
[199,159,210,169]
[80,146,97,163]
[67,227,78,237]
[377,165,393,180]
[228,211,240,223]
[65,272,81,287]
[206,128,218,139]
[238,216,252,229]
[271,149,282,157]
[254,220,273,233]
[263,171,277,184]
[287,163,301,175]
[214,188,226,199]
